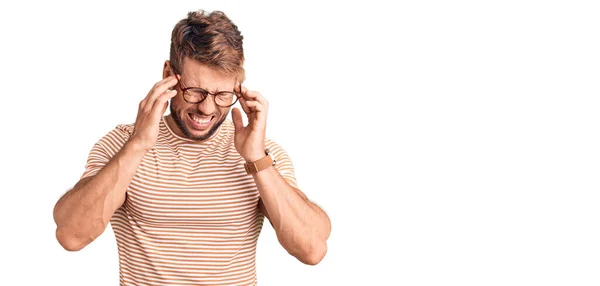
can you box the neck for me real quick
[165,114,185,138]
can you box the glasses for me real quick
[176,74,241,107]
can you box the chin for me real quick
[169,103,228,141]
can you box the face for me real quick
[164,59,238,141]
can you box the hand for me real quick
[232,86,269,162]
[130,75,179,151]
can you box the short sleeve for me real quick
[266,139,298,189]
[80,124,133,180]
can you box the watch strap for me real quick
[244,149,275,174]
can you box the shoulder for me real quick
[265,137,293,161]
[115,123,135,137]
[265,137,298,186]
[265,137,283,150]
[95,123,134,151]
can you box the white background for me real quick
[0,0,599,285]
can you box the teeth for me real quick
[191,114,211,124]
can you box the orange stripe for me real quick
[82,117,295,285]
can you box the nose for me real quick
[196,95,217,115]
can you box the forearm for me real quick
[53,139,147,250]
[254,167,331,264]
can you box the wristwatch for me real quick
[244,148,276,174]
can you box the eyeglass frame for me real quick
[174,73,242,108]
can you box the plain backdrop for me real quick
[0,0,599,285]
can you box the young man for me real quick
[53,10,331,286]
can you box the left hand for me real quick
[232,86,269,162]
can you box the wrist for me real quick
[243,148,276,175]
[244,151,267,162]
[126,137,152,155]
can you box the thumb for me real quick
[231,107,244,132]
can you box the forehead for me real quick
[180,59,237,92]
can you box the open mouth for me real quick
[188,113,214,130]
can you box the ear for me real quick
[163,60,172,79]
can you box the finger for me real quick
[153,88,178,109]
[231,107,244,132]
[243,101,267,127]
[242,88,269,111]
[244,100,264,113]
[238,95,252,114]
[144,78,177,113]
[160,101,168,116]
[144,75,178,111]
[150,75,178,100]
[152,75,179,92]
[139,99,147,112]
[151,89,177,117]
[241,88,263,101]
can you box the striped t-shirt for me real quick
[81,116,297,286]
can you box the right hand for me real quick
[130,75,179,151]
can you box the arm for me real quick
[256,168,331,265]
[53,75,179,251]
[231,86,331,265]
[53,140,147,251]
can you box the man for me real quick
[53,10,331,286]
